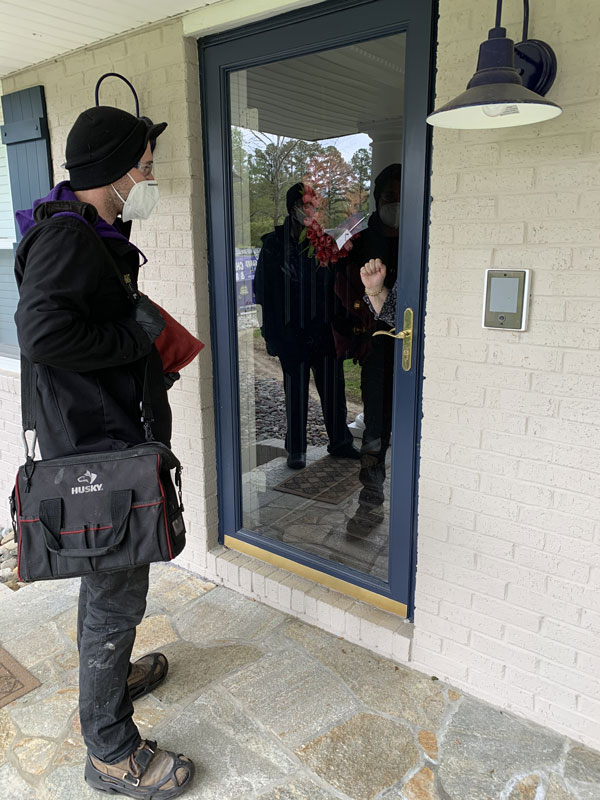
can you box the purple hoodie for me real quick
[16,181,147,265]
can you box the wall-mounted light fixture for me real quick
[426,0,562,129]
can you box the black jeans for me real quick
[279,346,353,457]
[359,335,394,506]
[77,564,150,764]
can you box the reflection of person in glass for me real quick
[254,183,359,470]
[332,164,401,535]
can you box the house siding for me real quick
[0,0,598,752]
[413,0,600,751]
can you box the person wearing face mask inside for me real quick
[14,106,194,798]
[332,163,401,537]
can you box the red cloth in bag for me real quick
[152,303,204,373]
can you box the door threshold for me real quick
[224,535,408,617]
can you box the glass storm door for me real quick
[201,0,433,617]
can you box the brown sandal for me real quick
[85,739,194,798]
[127,653,169,701]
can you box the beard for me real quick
[107,178,131,220]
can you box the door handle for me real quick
[372,307,413,372]
[373,328,409,339]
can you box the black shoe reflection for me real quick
[346,504,385,537]
[287,453,306,469]
[329,444,361,460]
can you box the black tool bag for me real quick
[11,435,186,582]
[9,216,186,581]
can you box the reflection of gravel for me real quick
[254,376,328,447]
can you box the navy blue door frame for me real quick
[200,0,435,618]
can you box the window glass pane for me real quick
[0,138,18,353]
[229,33,406,581]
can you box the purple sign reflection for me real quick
[235,250,258,308]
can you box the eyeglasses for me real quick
[136,161,154,178]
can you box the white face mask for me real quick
[379,202,401,229]
[112,173,160,222]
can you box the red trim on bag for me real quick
[156,454,173,559]
[60,525,113,535]
[15,469,23,582]
[19,500,162,523]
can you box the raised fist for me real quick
[360,258,386,292]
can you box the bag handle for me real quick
[38,489,133,558]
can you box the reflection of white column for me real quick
[364,117,403,210]
[230,73,253,250]
[231,72,258,475]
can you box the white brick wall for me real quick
[0,369,20,498]
[412,0,600,751]
[206,545,413,662]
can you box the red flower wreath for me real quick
[298,184,357,267]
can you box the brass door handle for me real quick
[371,308,414,371]
[372,328,410,339]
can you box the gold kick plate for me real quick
[372,307,414,372]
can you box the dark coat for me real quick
[253,218,337,358]
[14,201,171,459]
[332,213,398,363]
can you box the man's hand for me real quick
[132,295,166,343]
[360,258,386,292]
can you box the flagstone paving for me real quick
[0,562,598,800]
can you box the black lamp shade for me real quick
[427,26,562,129]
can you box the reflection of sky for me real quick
[240,129,372,161]
[319,133,372,160]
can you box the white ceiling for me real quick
[231,34,406,141]
[0,0,215,78]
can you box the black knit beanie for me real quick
[373,163,402,202]
[286,182,305,215]
[65,106,167,190]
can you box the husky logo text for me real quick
[72,470,103,494]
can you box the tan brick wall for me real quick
[413,0,600,750]
[0,19,216,570]
[0,369,20,499]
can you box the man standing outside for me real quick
[14,106,194,797]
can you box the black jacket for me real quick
[254,218,336,358]
[14,201,171,459]
[332,213,398,363]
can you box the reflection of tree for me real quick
[288,140,324,182]
[304,146,352,228]
[241,131,364,246]
[248,134,299,231]
[347,148,372,216]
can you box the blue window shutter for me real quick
[1,85,53,242]
[0,86,53,355]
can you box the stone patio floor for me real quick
[0,563,599,800]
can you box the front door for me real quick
[201,0,433,617]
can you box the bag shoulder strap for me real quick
[21,354,37,435]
